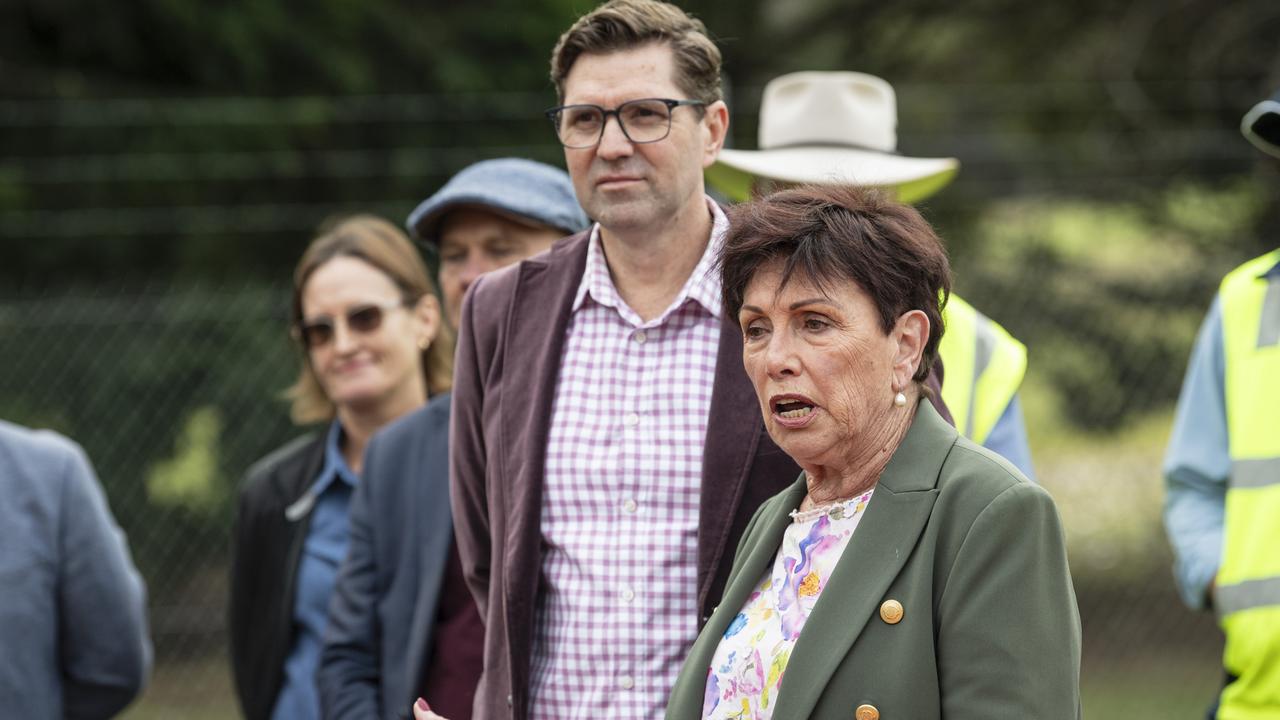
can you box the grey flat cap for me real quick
[406,158,589,243]
[1243,88,1280,159]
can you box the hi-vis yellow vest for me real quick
[938,295,1027,445]
[1217,249,1280,720]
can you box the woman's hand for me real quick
[413,698,448,720]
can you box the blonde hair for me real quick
[286,215,454,425]
[550,0,723,105]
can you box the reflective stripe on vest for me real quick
[938,295,1028,444]
[1217,249,1280,718]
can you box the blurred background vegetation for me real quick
[3,0,1280,717]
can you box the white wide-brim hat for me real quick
[708,71,959,204]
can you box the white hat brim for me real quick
[1242,99,1280,159]
[709,146,959,204]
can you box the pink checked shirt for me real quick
[530,199,728,719]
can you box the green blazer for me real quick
[666,401,1082,720]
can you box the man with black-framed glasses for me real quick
[443,2,948,720]
[546,98,706,150]
[445,1,775,719]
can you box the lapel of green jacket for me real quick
[672,478,804,716]
[770,401,955,718]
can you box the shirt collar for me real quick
[1263,258,1280,280]
[312,420,360,495]
[571,196,727,324]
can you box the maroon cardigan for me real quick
[448,230,951,719]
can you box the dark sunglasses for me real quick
[293,300,408,349]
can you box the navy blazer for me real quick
[319,392,468,720]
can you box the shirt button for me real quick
[633,330,647,344]
[619,674,635,690]
[624,412,640,427]
[622,498,638,514]
[621,586,636,603]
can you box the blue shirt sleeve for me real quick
[982,394,1036,481]
[1163,296,1229,611]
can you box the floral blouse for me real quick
[701,488,875,719]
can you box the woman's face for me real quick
[738,259,921,470]
[300,256,436,414]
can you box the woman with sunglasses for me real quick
[229,215,451,720]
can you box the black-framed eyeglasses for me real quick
[293,300,409,349]
[545,98,707,149]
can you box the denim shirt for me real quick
[1164,259,1280,610]
[272,421,358,720]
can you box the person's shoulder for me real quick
[0,421,95,496]
[240,432,322,495]
[925,438,1064,575]
[0,415,81,458]
[937,435,1049,509]
[371,392,451,450]
[460,261,523,341]
[0,424,104,524]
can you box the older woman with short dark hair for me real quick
[665,185,1081,720]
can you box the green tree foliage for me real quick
[147,405,226,515]
[2,0,586,94]
[0,0,591,281]
[958,180,1272,430]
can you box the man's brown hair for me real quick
[550,0,723,104]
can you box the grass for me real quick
[120,652,237,720]
[1082,650,1220,719]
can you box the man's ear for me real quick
[412,294,442,351]
[701,100,730,168]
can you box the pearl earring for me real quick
[894,391,907,407]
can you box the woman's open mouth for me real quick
[776,400,814,418]
[770,395,818,426]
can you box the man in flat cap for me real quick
[319,158,587,720]
[408,158,590,330]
